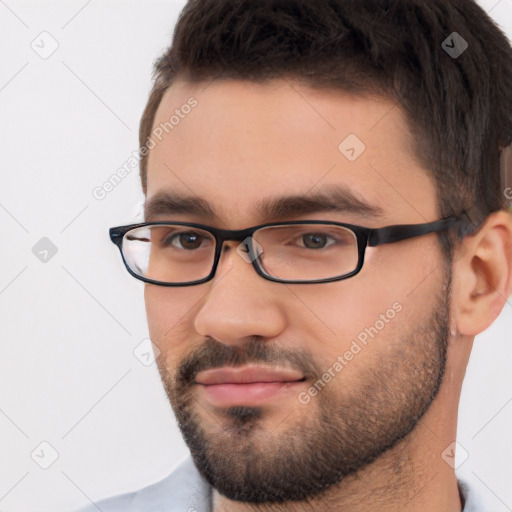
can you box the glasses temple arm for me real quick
[368,217,458,247]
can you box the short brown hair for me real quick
[139,0,512,237]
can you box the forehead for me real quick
[146,78,437,226]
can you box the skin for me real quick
[143,78,512,511]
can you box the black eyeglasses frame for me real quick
[109,217,460,286]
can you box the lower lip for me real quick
[198,381,304,406]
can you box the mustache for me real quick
[176,337,321,386]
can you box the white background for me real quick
[1,1,511,511]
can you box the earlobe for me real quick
[452,210,512,337]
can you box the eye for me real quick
[168,231,205,250]
[300,233,336,249]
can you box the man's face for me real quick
[144,79,451,502]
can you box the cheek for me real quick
[144,285,202,359]
[300,246,439,360]
[358,243,444,314]
[294,280,398,350]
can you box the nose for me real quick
[193,242,287,346]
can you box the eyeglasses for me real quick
[109,217,461,286]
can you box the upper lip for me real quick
[195,365,305,385]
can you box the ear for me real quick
[451,209,512,336]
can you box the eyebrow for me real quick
[144,186,384,222]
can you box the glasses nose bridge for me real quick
[214,226,258,248]
[211,227,263,276]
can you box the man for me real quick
[79,0,512,510]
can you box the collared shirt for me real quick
[76,456,485,512]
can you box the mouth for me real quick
[195,365,307,406]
